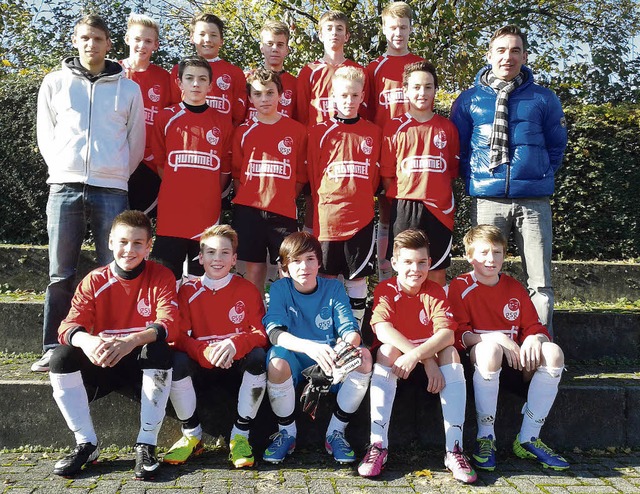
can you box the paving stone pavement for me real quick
[2,447,640,493]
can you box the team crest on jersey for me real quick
[503,298,521,321]
[326,160,371,181]
[206,127,221,145]
[280,90,293,107]
[229,301,246,324]
[433,130,448,149]
[419,308,429,326]
[400,155,447,174]
[217,74,231,91]
[148,85,161,103]
[315,306,333,331]
[360,136,374,155]
[379,88,407,108]
[278,137,293,155]
[137,298,151,317]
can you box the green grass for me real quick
[555,297,640,312]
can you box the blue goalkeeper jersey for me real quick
[263,277,359,345]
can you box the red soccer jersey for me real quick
[246,70,298,121]
[169,58,247,126]
[58,261,178,345]
[151,103,232,239]
[232,116,307,219]
[175,275,268,369]
[370,276,456,345]
[308,118,381,241]
[119,61,172,173]
[448,272,550,350]
[366,53,424,129]
[381,113,460,230]
[296,59,368,127]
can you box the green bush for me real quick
[1,73,639,261]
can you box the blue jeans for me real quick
[471,197,554,337]
[42,183,128,350]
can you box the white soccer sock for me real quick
[369,364,397,448]
[267,377,297,437]
[230,426,249,439]
[376,222,392,281]
[327,369,372,435]
[519,366,563,441]
[137,368,172,445]
[237,371,267,421]
[345,278,368,329]
[169,376,202,439]
[473,364,501,439]
[439,363,466,452]
[50,371,98,446]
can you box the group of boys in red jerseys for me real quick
[45,3,569,485]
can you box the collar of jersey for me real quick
[202,272,233,291]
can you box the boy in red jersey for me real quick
[232,69,307,297]
[150,56,232,281]
[366,2,424,281]
[120,13,172,217]
[381,61,459,287]
[307,66,380,329]
[245,21,297,120]
[163,225,268,468]
[169,13,247,126]
[448,225,568,471]
[48,211,178,480]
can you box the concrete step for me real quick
[3,300,639,362]
[2,244,639,303]
[1,359,638,450]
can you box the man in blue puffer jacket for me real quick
[450,25,567,337]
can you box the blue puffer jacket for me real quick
[450,65,567,198]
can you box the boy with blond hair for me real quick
[232,69,307,297]
[381,61,459,287]
[307,66,380,330]
[169,13,247,126]
[366,1,425,281]
[120,13,172,217]
[358,229,475,483]
[448,225,568,471]
[262,232,372,464]
[164,225,268,468]
[150,56,232,280]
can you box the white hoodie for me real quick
[37,57,145,191]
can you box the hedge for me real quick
[1,73,638,260]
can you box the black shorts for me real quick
[151,235,204,279]
[233,205,298,264]
[128,163,160,218]
[320,220,376,279]
[388,199,452,270]
[459,350,529,399]
[172,347,267,382]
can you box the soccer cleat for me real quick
[229,434,254,468]
[325,430,356,463]
[134,443,160,480]
[53,442,99,477]
[163,435,204,465]
[31,348,55,372]
[472,435,497,471]
[262,430,296,464]
[513,434,570,470]
[357,442,388,477]
[444,442,477,484]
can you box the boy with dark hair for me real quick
[169,12,247,126]
[120,13,172,217]
[48,210,178,480]
[448,224,568,471]
[366,1,424,282]
[308,66,380,329]
[232,69,307,297]
[150,56,232,281]
[164,225,269,468]
[262,232,372,464]
[358,229,475,483]
[381,61,459,287]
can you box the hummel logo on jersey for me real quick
[245,159,291,180]
[400,155,447,174]
[379,88,407,108]
[326,160,371,181]
[168,150,221,172]
[206,94,231,114]
[144,106,159,125]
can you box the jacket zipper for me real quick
[85,79,95,180]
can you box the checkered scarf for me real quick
[483,69,526,171]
